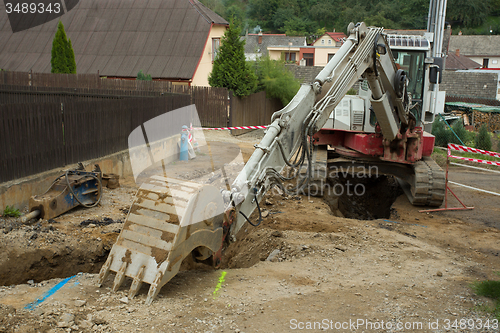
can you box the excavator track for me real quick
[404,156,445,207]
[98,175,224,304]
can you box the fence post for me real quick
[228,90,233,128]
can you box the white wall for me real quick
[468,56,500,69]
[192,24,228,87]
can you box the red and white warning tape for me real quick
[190,125,268,131]
[448,155,500,167]
[448,143,500,159]
[447,143,500,167]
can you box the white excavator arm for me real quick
[225,22,412,237]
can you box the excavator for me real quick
[97,0,448,304]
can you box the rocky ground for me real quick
[0,130,499,333]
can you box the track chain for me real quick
[408,156,445,207]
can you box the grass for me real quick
[2,205,21,218]
[431,148,448,168]
[471,273,500,320]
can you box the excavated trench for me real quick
[0,174,402,286]
[323,175,403,220]
[0,224,111,286]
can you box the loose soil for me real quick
[0,130,499,333]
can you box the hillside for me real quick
[200,0,500,37]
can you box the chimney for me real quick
[258,30,262,44]
[455,49,460,56]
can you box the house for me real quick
[448,35,500,69]
[307,32,347,67]
[0,0,228,86]
[241,31,347,67]
[445,49,481,71]
[242,33,306,62]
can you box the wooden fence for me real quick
[0,85,169,104]
[0,95,192,183]
[230,91,283,135]
[0,71,282,182]
[0,85,230,128]
[0,71,189,92]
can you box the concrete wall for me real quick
[441,71,499,99]
[0,135,181,212]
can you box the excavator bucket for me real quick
[97,175,225,304]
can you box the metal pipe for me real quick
[21,210,40,223]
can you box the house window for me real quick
[303,53,314,66]
[212,38,220,62]
[284,52,296,62]
[328,53,335,62]
[483,58,489,68]
[328,39,332,45]
[321,39,325,45]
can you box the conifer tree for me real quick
[208,21,257,97]
[51,21,76,74]
[475,124,492,151]
[66,38,76,74]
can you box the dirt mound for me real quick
[222,228,286,268]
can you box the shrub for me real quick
[346,88,357,95]
[2,205,21,217]
[450,120,468,145]
[475,124,492,151]
[137,70,152,81]
[252,56,300,105]
[431,118,452,147]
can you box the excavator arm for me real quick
[225,22,412,237]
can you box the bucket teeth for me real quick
[97,254,113,287]
[97,176,225,304]
[145,271,163,305]
[113,261,128,292]
[129,265,146,299]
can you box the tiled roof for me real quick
[449,35,500,56]
[242,34,306,56]
[446,52,481,70]
[325,32,347,42]
[0,0,228,79]
[384,29,426,36]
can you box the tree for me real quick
[447,0,488,27]
[475,124,492,151]
[137,70,152,81]
[450,120,468,145]
[51,21,76,74]
[431,118,452,147]
[252,56,300,105]
[209,21,258,97]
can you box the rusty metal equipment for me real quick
[22,163,102,222]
